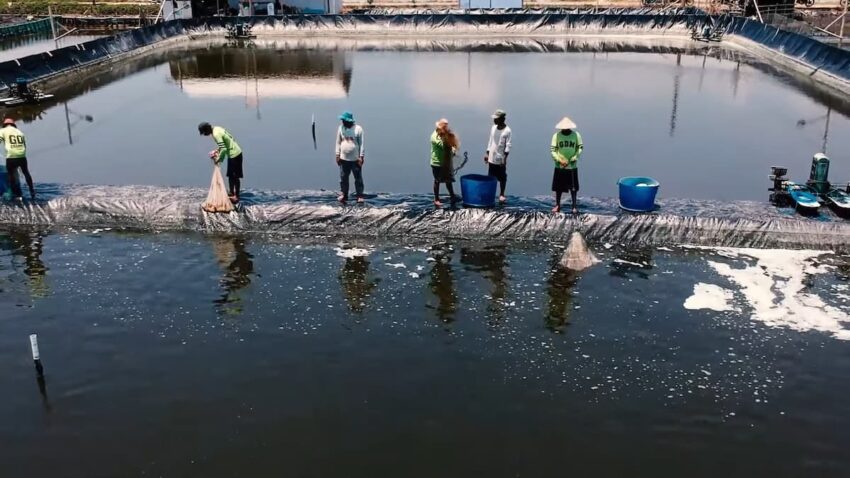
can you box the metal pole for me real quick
[839,0,848,48]
[48,6,58,50]
[822,108,831,154]
[64,102,73,145]
[752,0,764,23]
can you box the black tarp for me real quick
[0,12,848,89]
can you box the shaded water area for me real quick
[3,37,850,476]
[2,228,850,476]
[0,32,101,63]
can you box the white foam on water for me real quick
[612,259,643,267]
[704,247,850,340]
[684,283,736,312]
[334,247,372,258]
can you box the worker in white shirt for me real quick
[484,109,512,204]
[334,111,366,204]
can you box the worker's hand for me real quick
[335,155,341,166]
[357,158,364,167]
[483,154,489,164]
[559,160,568,168]
[209,150,218,160]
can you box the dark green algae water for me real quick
[1,228,850,477]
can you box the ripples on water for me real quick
[1,227,850,476]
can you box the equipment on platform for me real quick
[807,152,831,195]
[618,176,659,212]
[785,181,821,214]
[768,155,850,216]
[0,79,54,107]
[824,187,850,216]
[691,23,723,42]
[460,173,497,208]
[225,23,255,40]
[769,166,821,213]
[768,166,792,207]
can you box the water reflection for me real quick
[609,248,654,280]
[168,46,353,101]
[0,229,49,299]
[338,256,378,315]
[211,236,254,316]
[460,245,508,327]
[545,257,579,334]
[35,372,52,414]
[669,53,681,137]
[427,246,457,325]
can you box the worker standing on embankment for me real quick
[431,118,460,208]
[199,122,243,203]
[550,116,583,214]
[484,109,512,204]
[0,117,35,201]
[335,111,366,205]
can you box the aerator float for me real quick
[769,154,850,217]
[0,79,53,107]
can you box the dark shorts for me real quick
[431,165,454,183]
[6,156,28,170]
[227,154,243,178]
[488,163,507,182]
[552,168,579,192]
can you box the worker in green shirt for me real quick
[430,118,459,208]
[550,116,583,214]
[0,118,35,201]
[198,122,244,202]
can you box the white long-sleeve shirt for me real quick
[486,125,512,165]
[335,124,365,162]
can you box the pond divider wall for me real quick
[0,12,848,95]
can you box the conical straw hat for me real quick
[556,117,577,130]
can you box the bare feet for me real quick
[499,195,507,204]
[434,199,442,208]
[572,207,578,215]
[552,205,561,213]
[356,196,365,204]
[337,194,347,204]
[229,195,239,203]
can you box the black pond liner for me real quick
[0,12,847,89]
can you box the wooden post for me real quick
[839,0,848,48]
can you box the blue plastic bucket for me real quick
[618,176,660,212]
[460,174,498,208]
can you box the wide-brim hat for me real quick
[435,118,449,129]
[339,111,355,122]
[556,116,577,130]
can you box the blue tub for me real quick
[618,176,660,212]
[461,174,498,208]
